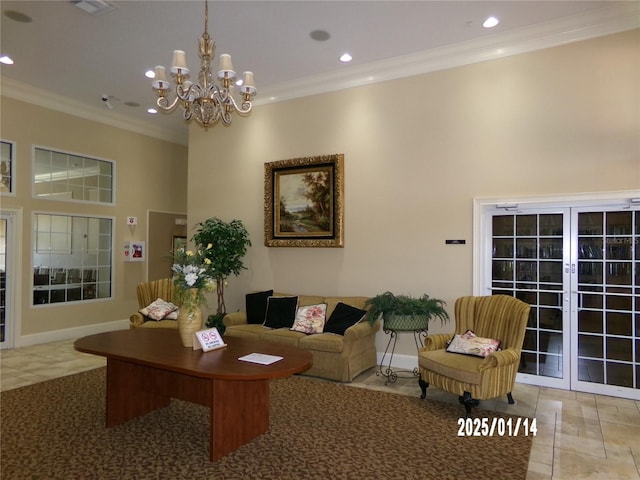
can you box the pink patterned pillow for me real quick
[446,330,501,358]
[290,303,328,334]
[139,298,178,321]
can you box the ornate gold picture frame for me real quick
[264,154,344,247]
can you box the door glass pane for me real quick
[492,213,565,379]
[0,219,6,343]
[577,210,638,390]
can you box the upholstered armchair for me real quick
[129,278,178,328]
[418,295,530,416]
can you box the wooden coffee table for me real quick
[74,329,312,461]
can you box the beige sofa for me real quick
[223,293,381,382]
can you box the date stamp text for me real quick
[457,417,537,437]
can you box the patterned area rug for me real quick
[1,368,532,479]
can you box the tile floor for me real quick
[1,339,639,480]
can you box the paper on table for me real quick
[238,353,283,365]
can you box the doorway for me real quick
[476,194,639,400]
[0,211,16,349]
[147,211,187,281]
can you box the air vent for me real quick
[71,0,116,16]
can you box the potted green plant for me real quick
[364,291,449,330]
[191,217,251,332]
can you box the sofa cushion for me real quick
[291,303,327,334]
[261,328,306,347]
[419,348,482,385]
[323,302,367,335]
[246,290,274,324]
[264,296,298,329]
[299,333,344,353]
[139,298,178,321]
[224,324,266,340]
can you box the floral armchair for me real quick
[418,295,530,416]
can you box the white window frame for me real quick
[31,212,114,306]
[1,139,16,197]
[32,145,116,205]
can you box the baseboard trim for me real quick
[14,319,130,348]
[377,352,418,372]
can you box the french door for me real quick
[571,208,638,397]
[0,212,13,349]
[482,200,639,400]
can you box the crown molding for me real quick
[1,2,636,142]
[0,77,187,146]
[255,2,639,105]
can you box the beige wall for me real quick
[0,97,188,339]
[188,31,639,354]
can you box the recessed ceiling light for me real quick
[71,0,116,16]
[483,16,499,28]
[147,108,157,114]
[3,10,32,23]
[310,30,330,42]
[0,55,14,65]
[340,53,352,63]
[145,69,155,79]
[235,79,243,86]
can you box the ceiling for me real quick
[1,1,637,145]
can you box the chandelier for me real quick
[151,0,256,128]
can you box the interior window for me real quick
[1,140,14,194]
[33,147,113,203]
[32,213,112,305]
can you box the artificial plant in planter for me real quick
[364,291,449,331]
[191,217,251,333]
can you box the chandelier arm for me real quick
[156,95,180,112]
[237,100,254,115]
[183,105,193,122]
[221,93,253,116]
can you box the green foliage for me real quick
[206,312,226,335]
[192,218,251,281]
[364,291,449,326]
[191,217,251,314]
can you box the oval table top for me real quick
[74,328,313,381]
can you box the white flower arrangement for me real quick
[171,245,214,309]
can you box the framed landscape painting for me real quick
[264,154,344,247]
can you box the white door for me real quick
[481,200,640,400]
[570,208,639,399]
[0,212,14,349]
[488,208,572,390]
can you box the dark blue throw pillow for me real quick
[263,296,298,329]
[323,302,367,335]
[246,290,274,324]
